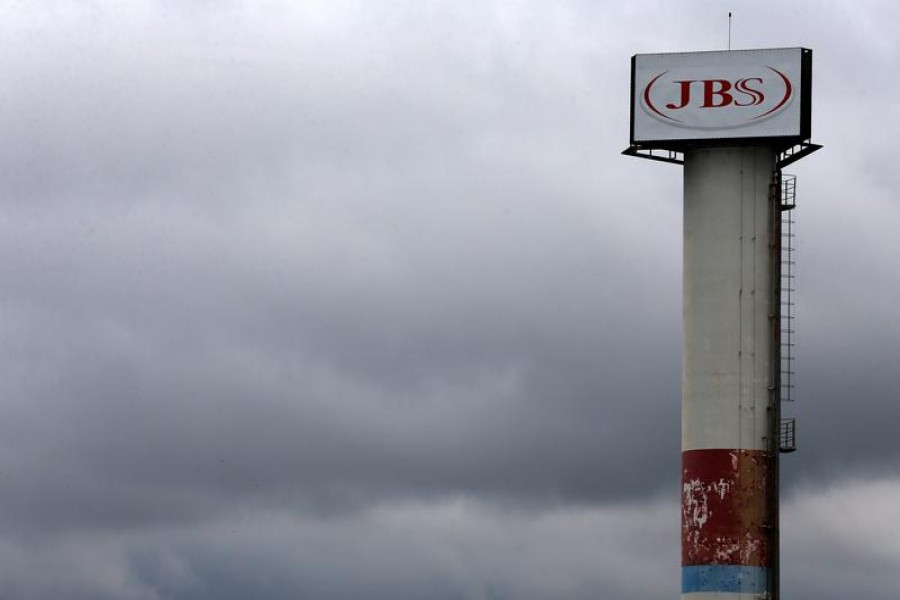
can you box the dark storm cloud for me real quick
[0,0,686,536]
[1,1,900,598]
[0,157,683,533]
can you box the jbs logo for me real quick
[664,78,765,109]
[641,67,793,128]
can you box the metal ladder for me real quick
[780,174,797,453]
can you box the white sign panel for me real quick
[631,48,811,146]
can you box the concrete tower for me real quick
[681,146,778,597]
[625,48,819,600]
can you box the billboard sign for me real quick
[630,48,811,147]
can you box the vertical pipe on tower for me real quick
[681,146,779,600]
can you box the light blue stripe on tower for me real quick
[682,565,770,594]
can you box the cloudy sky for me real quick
[1,1,899,598]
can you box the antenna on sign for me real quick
[728,12,733,50]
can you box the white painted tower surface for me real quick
[625,47,819,600]
[681,146,777,599]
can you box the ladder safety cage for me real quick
[780,174,797,406]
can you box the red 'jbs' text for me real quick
[665,78,765,109]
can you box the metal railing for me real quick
[779,418,797,453]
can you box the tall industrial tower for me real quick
[624,48,820,600]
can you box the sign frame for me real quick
[629,48,812,150]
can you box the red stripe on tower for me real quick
[682,449,771,567]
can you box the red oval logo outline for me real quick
[641,65,793,128]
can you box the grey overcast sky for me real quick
[1,1,899,599]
